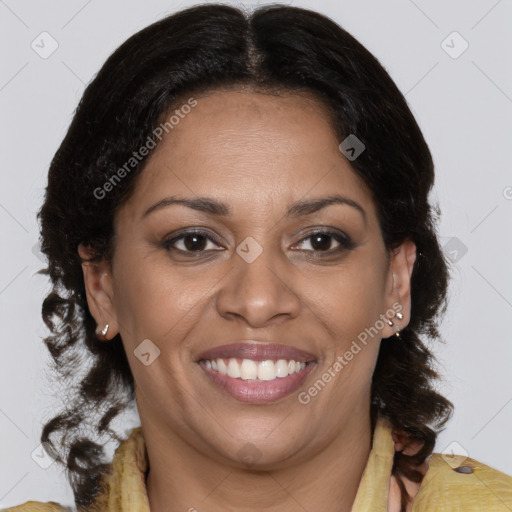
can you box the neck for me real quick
[143,409,374,512]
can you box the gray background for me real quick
[1,0,511,509]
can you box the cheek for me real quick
[303,260,386,398]
[318,277,383,401]
[309,262,386,338]
[111,245,218,344]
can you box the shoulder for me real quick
[2,500,71,511]
[4,428,145,512]
[412,453,512,510]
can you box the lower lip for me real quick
[197,361,317,404]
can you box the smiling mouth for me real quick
[195,341,318,403]
[197,358,317,404]
[198,357,315,382]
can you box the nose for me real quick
[215,241,301,328]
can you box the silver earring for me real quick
[387,307,403,338]
[96,323,109,337]
[395,310,403,337]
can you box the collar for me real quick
[90,414,395,511]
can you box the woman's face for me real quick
[80,89,415,467]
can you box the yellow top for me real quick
[5,415,512,511]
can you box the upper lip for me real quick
[196,342,317,363]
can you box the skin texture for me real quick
[79,89,417,512]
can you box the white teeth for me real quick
[227,358,241,378]
[258,360,276,381]
[218,359,227,374]
[203,358,307,381]
[275,359,289,377]
[240,359,258,380]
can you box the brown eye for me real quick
[293,230,355,254]
[162,230,223,254]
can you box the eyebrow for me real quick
[142,194,367,224]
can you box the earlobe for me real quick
[78,242,118,340]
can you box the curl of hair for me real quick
[37,3,453,510]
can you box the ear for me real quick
[381,239,417,338]
[78,242,119,341]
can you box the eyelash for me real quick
[161,228,355,257]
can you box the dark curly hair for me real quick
[36,3,454,511]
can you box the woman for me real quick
[8,3,512,512]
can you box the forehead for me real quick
[118,89,376,225]
[163,88,338,160]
